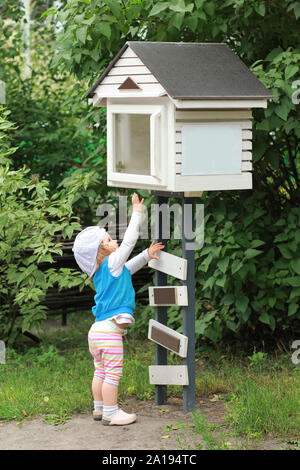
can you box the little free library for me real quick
[86,41,272,412]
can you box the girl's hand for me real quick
[132,192,144,212]
[147,240,165,260]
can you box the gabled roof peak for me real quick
[86,41,273,101]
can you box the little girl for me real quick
[73,193,164,426]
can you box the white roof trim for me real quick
[169,97,268,109]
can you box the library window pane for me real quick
[114,113,150,175]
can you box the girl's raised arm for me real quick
[108,193,144,276]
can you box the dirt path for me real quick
[0,397,283,450]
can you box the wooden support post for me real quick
[154,194,168,405]
[151,192,196,413]
[182,197,196,413]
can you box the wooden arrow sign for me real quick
[148,250,187,280]
[149,365,189,386]
[148,319,188,358]
[148,286,188,306]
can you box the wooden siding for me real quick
[94,47,167,99]
[174,173,252,191]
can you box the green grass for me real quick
[224,374,300,438]
[194,348,300,439]
[173,410,235,450]
[0,310,299,441]
[0,311,156,422]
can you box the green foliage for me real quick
[0,0,105,199]
[1,1,300,348]
[191,192,300,345]
[0,107,91,345]
[248,351,268,371]
[251,47,300,202]
[144,191,300,347]
[21,344,66,366]
[0,1,121,225]
[42,411,72,426]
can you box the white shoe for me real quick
[102,408,136,426]
[92,410,102,421]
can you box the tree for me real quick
[0,0,103,199]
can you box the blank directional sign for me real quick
[148,319,188,358]
[148,286,188,306]
[148,250,187,280]
[149,365,189,386]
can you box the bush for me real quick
[131,191,300,349]
[0,107,90,345]
[191,191,300,347]
[131,192,300,349]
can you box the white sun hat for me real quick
[72,226,107,279]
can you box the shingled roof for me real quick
[85,41,273,100]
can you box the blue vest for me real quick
[92,257,135,321]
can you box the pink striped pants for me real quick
[88,319,124,387]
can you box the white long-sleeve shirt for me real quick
[106,210,150,325]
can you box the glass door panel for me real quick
[114,113,151,175]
